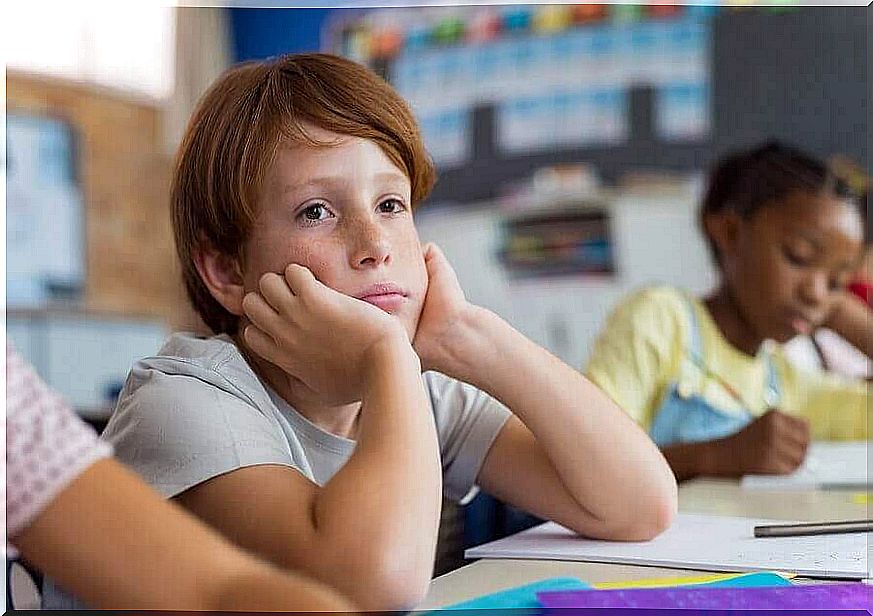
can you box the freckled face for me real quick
[240,127,428,340]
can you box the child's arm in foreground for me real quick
[175,266,442,610]
[13,457,355,612]
[414,245,677,541]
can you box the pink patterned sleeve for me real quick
[5,345,113,539]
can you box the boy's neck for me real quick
[703,287,764,357]
[234,336,362,439]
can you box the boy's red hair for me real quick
[172,53,436,335]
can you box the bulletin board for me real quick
[324,5,869,204]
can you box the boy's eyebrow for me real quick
[280,172,409,195]
[373,171,409,186]
[281,177,347,194]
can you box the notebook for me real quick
[466,512,870,578]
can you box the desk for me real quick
[419,479,870,610]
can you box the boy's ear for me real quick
[703,210,742,263]
[193,241,246,317]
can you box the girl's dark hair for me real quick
[700,140,865,264]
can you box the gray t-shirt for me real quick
[43,332,511,609]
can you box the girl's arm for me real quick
[12,458,356,612]
[414,246,677,541]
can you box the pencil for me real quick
[753,519,873,538]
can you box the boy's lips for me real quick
[355,283,408,313]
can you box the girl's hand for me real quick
[412,243,477,373]
[242,264,411,403]
[714,409,810,475]
[822,290,873,359]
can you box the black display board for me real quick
[427,7,869,205]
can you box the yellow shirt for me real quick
[585,286,869,440]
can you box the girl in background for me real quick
[586,141,870,481]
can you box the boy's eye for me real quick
[299,203,334,224]
[377,198,405,214]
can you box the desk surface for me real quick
[419,479,870,610]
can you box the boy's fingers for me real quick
[244,324,300,374]
[243,324,278,358]
[259,272,296,315]
[284,264,318,295]
[286,264,337,310]
[424,242,447,264]
[242,292,284,336]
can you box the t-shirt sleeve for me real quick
[5,345,112,539]
[584,287,684,427]
[103,366,299,498]
[425,372,512,503]
[777,357,871,441]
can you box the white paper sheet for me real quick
[465,513,870,579]
[741,441,870,490]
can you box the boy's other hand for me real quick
[413,243,475,373]
[242,264,411,403]
[715,409,811,476]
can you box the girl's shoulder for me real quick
[611,285,692,337]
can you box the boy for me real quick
[44,54,676,611]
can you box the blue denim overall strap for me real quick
[761,342,781,409]
[648,294,779,447]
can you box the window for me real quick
[6,3,176,101]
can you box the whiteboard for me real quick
[6,113,85,307]
[466,512,870,579]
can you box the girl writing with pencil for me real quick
[586,142,871,481]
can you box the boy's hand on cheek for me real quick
[242,264,412,403]
[413,243,478,374]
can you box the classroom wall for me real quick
[415,186,717,369]
[229,7,329,60]
[7,72,191,325]
[227,7,869,206]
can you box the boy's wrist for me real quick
[433,306,505,383]
[363,329,420,378]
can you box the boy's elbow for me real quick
[580,479,677,542]
[615,482,678,541]
[355,569,429,611]
[631,492,677,540]
[344,554,431,611]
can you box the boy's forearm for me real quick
[448,308,676,537]
[312,336,442,608]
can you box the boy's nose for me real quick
[348,219,391,268]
